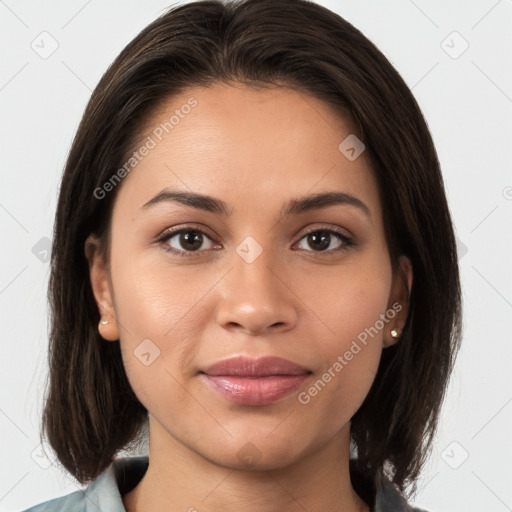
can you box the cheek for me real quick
[295,308,387,434]
[110,251,211,342]
[296,259,392,350]
[293,262,391,412]
[109,253,215,402]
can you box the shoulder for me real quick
[374,472,429,512]
[19,489,88,512]
[349,460,430,512]
[19,456,149,512]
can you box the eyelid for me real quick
[156,223,218,242]
[298,223,353,240]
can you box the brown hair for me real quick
[41,0,462,496]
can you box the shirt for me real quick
[21,456,427,512]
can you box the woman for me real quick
[23,0,462,510]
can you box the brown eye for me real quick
[176,230,204,251]
[159,228,217,256]
[296,229,352,253]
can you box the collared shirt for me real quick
[21,456,427,512]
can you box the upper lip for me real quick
[202,356,311,377]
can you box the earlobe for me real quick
[390,327,401,340]
[384,255,413,348]
[84,234,119,342]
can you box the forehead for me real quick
[113,82,381,221]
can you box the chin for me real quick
[203,437,308,472]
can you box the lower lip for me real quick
[202,374,310,406]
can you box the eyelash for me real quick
[156,223,355,258]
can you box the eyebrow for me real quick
[141,188,371,219]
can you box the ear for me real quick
[84,234,119,342]
[383,255,413,348]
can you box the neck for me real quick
[123,419,369,512]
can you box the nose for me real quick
[215,247,298,336]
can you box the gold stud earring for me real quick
[390,327,401,339]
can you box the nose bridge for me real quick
[215,235,297,334]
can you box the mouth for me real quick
[200,355,312,406]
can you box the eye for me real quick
[157,224,354,258]
[295,227,354,254]
[157,226,219,256]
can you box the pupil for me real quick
[308,231,330,251]
[180,231,202,251]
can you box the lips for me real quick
[200,356,312,406]
[202,355,311,377]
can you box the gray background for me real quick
[1,0,511,511]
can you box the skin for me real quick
[86,82,412,512]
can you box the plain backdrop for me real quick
[1,1,511,511]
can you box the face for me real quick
[87,82,411,470]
